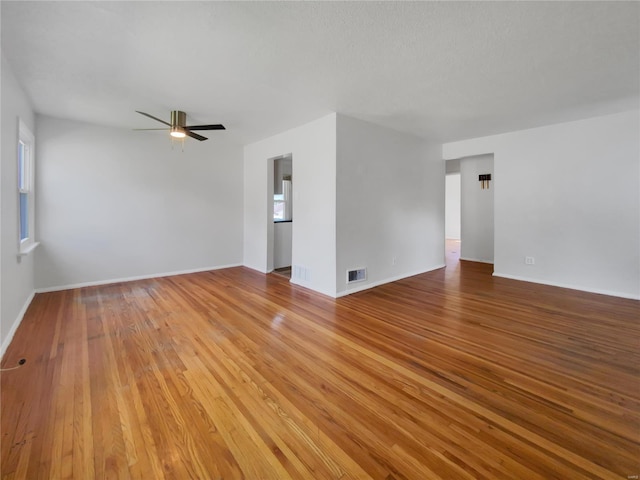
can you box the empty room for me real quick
[1,2,638,479]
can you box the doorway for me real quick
[445,155,495,270]
[445,160,461,262]
[272,155,293,278]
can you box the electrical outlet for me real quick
[525,256,535,265]
[392,256,397,266]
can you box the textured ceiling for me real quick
[2,1,638,144]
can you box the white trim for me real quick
[289,277,336,298]
[18,118,36,254]
[17,241,40,257]
[287,278,336,299]
[336,264,446,298]
[492,272,640,301]
[1,291,36,360]
[35,263,243,293]
[460,256,494,264]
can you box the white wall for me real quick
[336,115,444,296]
[1,55,36,356]
[445,173,461,239]
[35,115,244,290]
[460,155,494,263]
[274,221,292,269]
[444,110,640,299]
[244,114,337,296]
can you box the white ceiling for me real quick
[2,1,638,145]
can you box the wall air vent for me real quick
[293,265,310,282]
[347,268,367,284]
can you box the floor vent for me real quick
[347,268,367,284]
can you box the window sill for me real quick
[18,241,40,257]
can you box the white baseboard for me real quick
[460,256,494,264]
[492,272,640,300]
[336,264,446,298]
[35,263,243,294]
[288,277,336,299]
[1,290,36,360]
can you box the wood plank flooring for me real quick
[1,246,639,479]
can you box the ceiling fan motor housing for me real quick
[171,110,187,127]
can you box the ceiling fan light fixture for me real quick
[170,126,186,138]
[135,110,224,142]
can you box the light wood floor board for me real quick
[2,246,639,479]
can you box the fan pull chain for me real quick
[169,136,186,152]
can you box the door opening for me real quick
[459,154,494,270]
[445,160,461,264]
[272,155,293,278]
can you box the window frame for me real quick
[17,118,37,255]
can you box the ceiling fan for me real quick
[135,110,225,141]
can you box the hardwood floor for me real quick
[272,266,292,279]
[1,247,638,479]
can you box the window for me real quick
[273,178,292,221]
[273,156,292,222]
[18,119,37,255]
[273,193,286,221]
